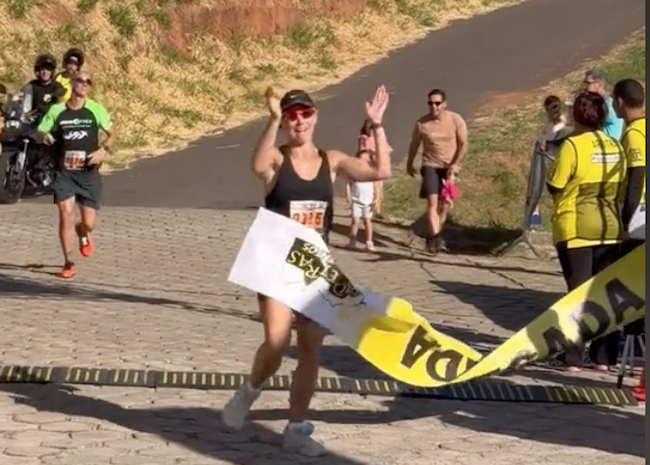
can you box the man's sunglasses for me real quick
[283,106,315,121]
[75,78,92,86]
[427,101,444,106]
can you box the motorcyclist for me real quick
[56,48,85,101]
[17,54,65,188]
[22,53,66,120]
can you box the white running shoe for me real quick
[282,422,326,457]
[221,382,261,430]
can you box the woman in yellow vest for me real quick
[55,48,84,101]
[546,91,626,373]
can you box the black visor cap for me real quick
[280,90,315,112]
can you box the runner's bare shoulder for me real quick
[255,145,285,186]
[324,149,349,170]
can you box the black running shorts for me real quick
[52,170,102,210]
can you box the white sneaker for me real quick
[282,422,326,457]
[221,382,261,430]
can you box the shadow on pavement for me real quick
[399,214,530,257]
[0,383,371,465]
[0,271,262,324]
[250,389,644,458]
[330,240,560,278]
[434,280,563,333]
[330,221,412,250]
[328,222,560,278]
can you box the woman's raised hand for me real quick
[265,86,282,120]
[365,85,390,125]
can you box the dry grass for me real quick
[381,28,646,231]
[0,0,528,171]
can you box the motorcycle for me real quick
[0,83,56,204]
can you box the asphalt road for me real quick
[66,0,650,209]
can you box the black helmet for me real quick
[34,53,57,71]
[63,47,85,67]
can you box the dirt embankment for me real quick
[167,0,369,47]
[0,0,526,169]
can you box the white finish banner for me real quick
[227,208,389,346]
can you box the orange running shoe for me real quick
[76,223,94,257]
[58,262,76,279]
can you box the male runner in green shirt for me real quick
[38,71,116,278]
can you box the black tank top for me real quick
[265,145,334,243]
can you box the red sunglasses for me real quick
[283,106,315,121]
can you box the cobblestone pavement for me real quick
[0,205,644,465]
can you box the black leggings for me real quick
[556,242,621,367]
[620,240,646,337]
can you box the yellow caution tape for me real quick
[353,244,645,387]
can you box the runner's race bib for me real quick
[628,204,645,240]
[290,200,328,231]
[64,151,87,171]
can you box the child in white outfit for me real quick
[346,150,379,251]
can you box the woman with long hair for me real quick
[222,85,391,456]
[546,91,626,372]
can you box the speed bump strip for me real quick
[0,365,637,406]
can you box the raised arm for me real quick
[332,86,391,182]
[251,87,283,181]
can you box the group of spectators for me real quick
[355,69,644,376]
[543,70,645,373]
[400,70,645,374]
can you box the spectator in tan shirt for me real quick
[406,89,468,253]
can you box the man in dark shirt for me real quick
[22,54,66,118]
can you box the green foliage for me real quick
[57,22,97,46]
[229,32,247,55]
[157,44,190,66]
[317,53,337,70]
[117,54,133,72]
[107,5,138,39]
[227,66,249,87]
[285,23,336,51]
[150,10,172,30]
[77,0,100,13]
[254,63,278,80]
[0,62,23,84]
[393,0,436,27]
[5,0,44,19]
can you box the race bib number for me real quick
[290,200,327,230]
[64,151,87,171]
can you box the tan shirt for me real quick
[410,111,467,168]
